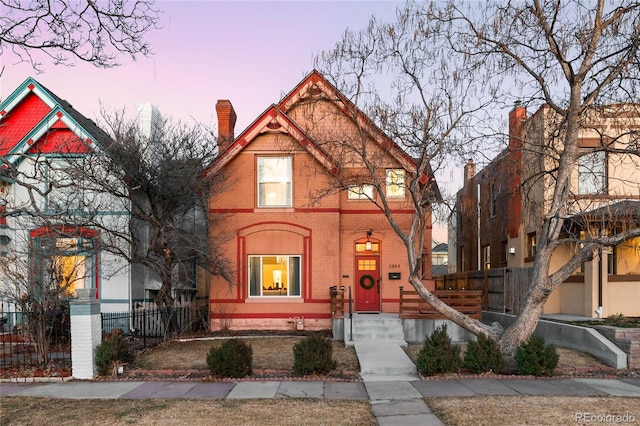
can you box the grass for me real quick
[2,335,638,425]
[0,397,376,426]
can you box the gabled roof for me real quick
[0,77,110,168]
[203,70,441,200]
[279,70,432,186]
[203,103,339,177]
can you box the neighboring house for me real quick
[431,241,448,277]
[454,103,640,318]
[202,71,440,331]
[0,77,133,312]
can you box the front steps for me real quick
[343,314,418,381]
[344,313,407,346]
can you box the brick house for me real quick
[202,71,440,331]
[454,103,640,318]
[0,77,133,312]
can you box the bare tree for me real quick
[74,111,232,335]
[315,0,640,357]
[0,0,160,73]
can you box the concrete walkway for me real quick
[2,377,639,425]
[2,340,640,425]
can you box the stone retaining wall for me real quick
[594,326,640,369]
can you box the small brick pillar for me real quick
[70,288,101,379]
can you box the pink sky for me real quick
[0,0,451,243]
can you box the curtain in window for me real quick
[249,257,261,296]
[289,256,300,296]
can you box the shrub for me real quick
[515,335,559,376]
[95,335,132,376]
[293,334,336,376]
[206,338,253,378]
[416,323,461,375]
[463,333,504,374]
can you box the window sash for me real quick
[578,151,606,194]
[248,255,301,297]
[257,157,292,207]
[347,184,374,200]
[386,169,405,198]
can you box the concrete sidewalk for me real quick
[2,377,639,426]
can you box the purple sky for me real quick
[1,0,452,243]
[1,1,404,131]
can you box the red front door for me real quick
[355,255,380,311]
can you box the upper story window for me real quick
[527,232,537,259]
[578,150,606,195]
[489,183,497,218]
[386,169,406,198]
[347,184,374,200]
[44,161,85,213]
[257,156,292,207]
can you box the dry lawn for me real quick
[132,336,360,374]
[428,396,639,426]
[0,397,376,426]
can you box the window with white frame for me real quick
[578,150,606,195]
[45,161,85,212]
[257,156,292,207]
[30,234,97,298]
[248,255,301,297]
[386,169,406,198]
[347,184,374,200]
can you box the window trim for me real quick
[347,184,375,200]
[577,150,607,195]
[248,254,302,298]
[385,169,406,199]
[257,156,293,208]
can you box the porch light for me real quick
[365,230,373,251]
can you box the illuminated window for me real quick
[386,169,405,198]
[30,234,96,298]
[347,184,374,200]
[527,232,537,259]
[248,255,301,297]
[482,245,491,270]
[257,157,292,207]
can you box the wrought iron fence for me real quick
[0,305,71,373]
[101,305,199,351]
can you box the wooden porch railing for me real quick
[399,288,482,319]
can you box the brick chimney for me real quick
[463,159,476,185]
[216,100,237,153]
[509,101,527,151]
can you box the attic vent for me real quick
[267,121,280,130]
[308,85,322,96]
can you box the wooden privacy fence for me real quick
[434,267,533,315]
[399,288,482,319]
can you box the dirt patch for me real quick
[129,335,360,380]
